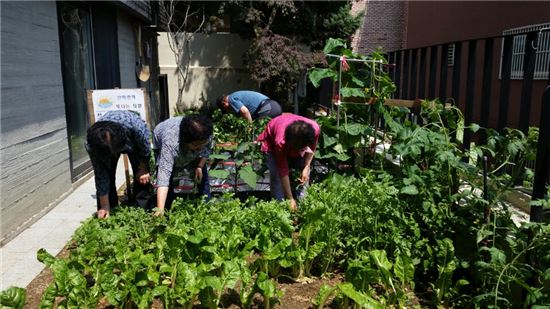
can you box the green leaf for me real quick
[337,283,384,309]
[264,238,292,260]
[238,165,258,188]
[209,169,230,179]
[394,255,415,287]
[312,284,336,307]
[400,185,419,195]
[323,38,347,54]
[309,68,337,87]
[370,250,392,273]
[256,272,277,298]
[469,123,480,133]
[333,143,345,154]
[350,75,366,87]
[476,226,493,244]
[341,87,367,99]
[202,276,222,291]
[485,247,507,264]
[221,260,241,290]
[209,153,231,160]
[344,123,365,136]
[0,286,26,309]
[37,248,55,266]
[323,132,338,147]
[335,153,351,161]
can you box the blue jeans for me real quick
[265,153,308,201]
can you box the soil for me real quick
[24,246,344,309]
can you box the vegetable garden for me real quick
[2,39,550,309]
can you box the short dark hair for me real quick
[179,115,213,150]
[86,121,126,156]
[215,95,226,109]
[285,120,315,150]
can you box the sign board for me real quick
[87,88,150,127]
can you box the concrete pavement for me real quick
[1,158,126,290]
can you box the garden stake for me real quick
[483,156,490,223]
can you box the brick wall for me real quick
[352,0,407,54]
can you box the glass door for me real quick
[57,2,96,181]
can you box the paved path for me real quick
[1,158,126,290]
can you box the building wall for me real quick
[352,0,408,54]
[402,1,550,128]
[117,11,138,89]
[0,1,72,242]
[405,1,550,49]
[158,33,257,114]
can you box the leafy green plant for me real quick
[309,38,396,170]
[312,282,385,309]
[0,286,26,309]
[474,221,550,308]
[210,111,271,191]
[346,249,417,307]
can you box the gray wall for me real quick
[117,11,138,88]
[1,2,72,243]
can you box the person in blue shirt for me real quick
[86,110,152,218]
[215,90,282,122]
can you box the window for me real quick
[57,2,96,181]
[501,23,550,80]
[447,44,455,66]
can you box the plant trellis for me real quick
[325,53,384,129]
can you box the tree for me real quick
[159,1,207,110]
[229,1,363,102]
[160,1,362,109]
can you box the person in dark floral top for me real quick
[152,114,213,216]
[86,110,151,218]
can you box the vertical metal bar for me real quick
[530,85,550,222]
[462,40,477,162]
[418,47,427,99]
[439,44,449,100]
[519,31,538,133]
[410,49,418,99]
[402,50,410,99]
[394,51,402,98]
[498,35,513,131]
[483,156,490,223]
[480,38,494,144]
[388,52,395,81]
[429,46,437,99]
[337,57,342,129]
[451,42,462,107]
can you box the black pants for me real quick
[96,153,151,211]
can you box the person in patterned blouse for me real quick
[152,114,213,216]
[86,110,152,218]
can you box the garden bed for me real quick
[23,253,345,309]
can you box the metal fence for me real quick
[387,30,550,222]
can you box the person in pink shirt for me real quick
[257,114,320,210]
